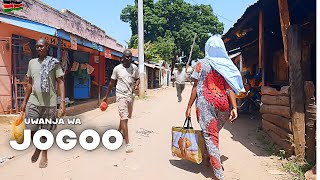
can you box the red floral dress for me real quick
[191,59,231,180]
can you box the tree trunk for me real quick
[261,86,289,96]
[261,95,290,106]
[304,81,316,164]
[262,119,293,141]
[262,114,292,132]
[288,25,305,161]
[260,104,291,118]
[263,128,294,157]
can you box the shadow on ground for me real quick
[169,159,212,178]
[223,113,275,157]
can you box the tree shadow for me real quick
[169,159,212,178]
[223,113,276,157]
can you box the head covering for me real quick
[204,35,245,95]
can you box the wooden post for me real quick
[185,33,197,72]
[288,25,305,161]
[278,0,290,64]
[304,81,316,163]
[259,10,265,85]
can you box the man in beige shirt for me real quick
[21,38,65,168]
[173,64,187,102]
[102,49,140,153]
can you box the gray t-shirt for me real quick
[173,70,187,84]
[111,63,139,97]
[26,57,64,107]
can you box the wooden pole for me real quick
[288,25,305,161]
[278,0,290,64]
[98,51,101,104]
[259,10,265,85]
[185,33,197,72]
[304,81,316,163]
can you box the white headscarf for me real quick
[205,35,245,95]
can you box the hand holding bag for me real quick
[11,112,25,144]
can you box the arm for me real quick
[134,78,140,90]
[102,79,117,102]
[228,90,238,122]
[185,80,198,117]
[57,77,66,115]
[20,77,32,112]
[172,71,176,87]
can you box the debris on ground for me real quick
[0,155,15,164]
[136,128,156,137]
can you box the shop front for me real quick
[0,13,106,113]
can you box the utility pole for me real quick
[185,33,197,72]
[138,0,145,97]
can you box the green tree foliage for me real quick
[144,33,177,63]
[121,0,224,63]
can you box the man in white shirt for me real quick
[173,64,187,102]
[102,49,140,153]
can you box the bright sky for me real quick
[42,0,257,47]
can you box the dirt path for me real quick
[0,85,290,180]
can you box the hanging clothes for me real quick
[85,63,94,75]
[80,63,87,70]
[61,50,70,73]
[70,62,79,72]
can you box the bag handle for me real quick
[183,117,193,129]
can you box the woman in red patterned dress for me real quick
[186,36,245,180]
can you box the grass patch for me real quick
[282,158,314,180]
[256,132,277,155]
[255,131,314,179]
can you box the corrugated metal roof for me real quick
[223,0,263,40]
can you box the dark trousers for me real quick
[176,84,185,102]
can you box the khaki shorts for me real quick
[117,95,134,121]
[25,103,57,132]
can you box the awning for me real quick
[0,13,57,36]
[132,56,138,61]
[56,29,104,52]
[111,51,123,57]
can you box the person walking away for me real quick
[173,64,187,102]
[102,49,139,153]
[185,35,245,180]
[20,38,65,168]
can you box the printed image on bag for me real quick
[172,129,203,163]
[171,117,205,164]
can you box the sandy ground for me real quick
[0,85,291,180]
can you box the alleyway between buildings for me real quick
[0,85,291,180]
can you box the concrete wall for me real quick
[0,0,124,52]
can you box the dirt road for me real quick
[0,85,290,180]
